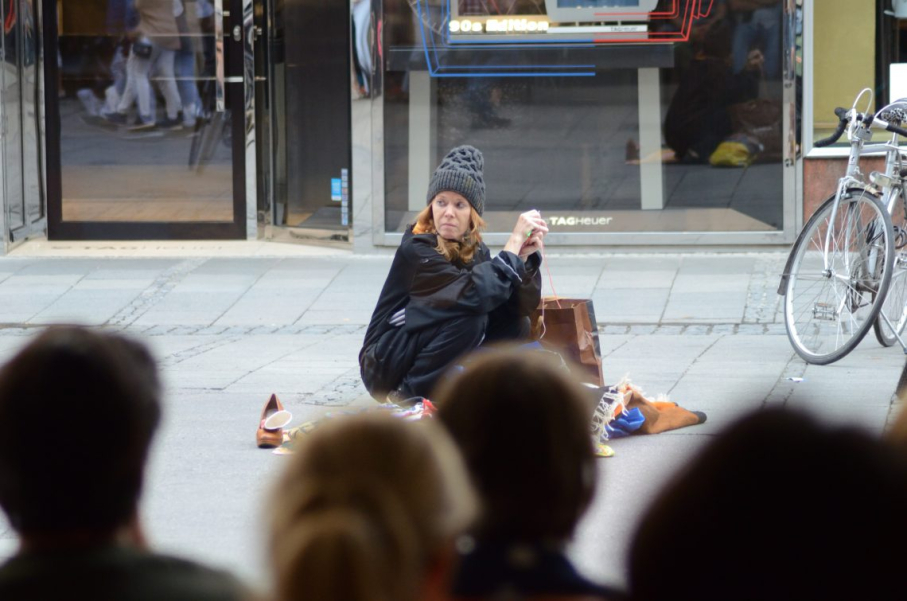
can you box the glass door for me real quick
[43,0,246,239]
[259,0,351,237]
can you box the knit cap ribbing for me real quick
[426,145,485,216]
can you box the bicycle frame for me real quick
[834,128,907,349]
[823,130,906,273]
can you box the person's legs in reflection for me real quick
[174,49,199,127]
[759,20,781,80]
[100,44,128,117]
[150,45,183,130]
[731,19,758,74]
[109,46,155,130]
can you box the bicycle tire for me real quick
[874,187,907,346]
[783,189,894,364]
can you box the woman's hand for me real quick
[503,210,548,261]
[519,230,545,260]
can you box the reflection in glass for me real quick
[58,0,231,223]
[2,0,44,234]
[384,0,785,235]
[3,0,25,231]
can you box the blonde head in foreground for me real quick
[267,412,477,601]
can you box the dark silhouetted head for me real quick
[0,326,161,538]
[629,407,907,601]
[434,347,596,543]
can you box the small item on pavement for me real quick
[271,399,436,455]
[256,393,293,449]
[594,442,615,458]
[591,376,706,443]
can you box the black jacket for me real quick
[361,227,542,355]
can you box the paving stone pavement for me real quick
[0,249,904,592]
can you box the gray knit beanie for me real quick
[426,145,485,216]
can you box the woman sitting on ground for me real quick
[434,347,624,600]
[359,145,548,403]
[266,412,477,601]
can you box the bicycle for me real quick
[779,89,907,364]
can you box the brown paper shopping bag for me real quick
[531,297,604,386]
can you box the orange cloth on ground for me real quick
[617,385,701,434]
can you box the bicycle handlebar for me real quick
[813,107,907,147]
[882,119,907,138]
[814,108,848,147]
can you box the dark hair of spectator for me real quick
[0,326,161,536]
[629,407,907,601]
[434,346,596,543]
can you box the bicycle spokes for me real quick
[784,191,894,364]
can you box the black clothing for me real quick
[0,544,248,601]
[360,226,541,399]
[362,312,487,400]
[452,540,624,599]
[664,56,760,160]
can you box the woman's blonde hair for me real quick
[412,202,486,264]
[268,412,477,601]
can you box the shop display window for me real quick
[381,0,791,237]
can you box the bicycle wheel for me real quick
[784,189,894,364]
[874,188,907,346]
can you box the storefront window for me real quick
[381,0,790,238]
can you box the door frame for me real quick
[1,0,47,250]
[41,0,249,240]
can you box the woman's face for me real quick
[431,192,472,241]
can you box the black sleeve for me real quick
[512,251,542,317]
[492,250,542,320]
[402,238,529,332]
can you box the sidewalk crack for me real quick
[106,258,208,327]
[665,336,722,396]
[760,350,805,407]
[657,257,683,325]
[291,262,345,325]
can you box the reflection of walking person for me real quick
[174,0,202,127]
[105,0,183,130]
[360,145,549,403]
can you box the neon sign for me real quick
[449,18,551,34]
[413,0,715,77]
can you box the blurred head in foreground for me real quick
[629,407,907,601]
[434,347,596,543]
[268,412,477,601]
[0,326,161,542]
